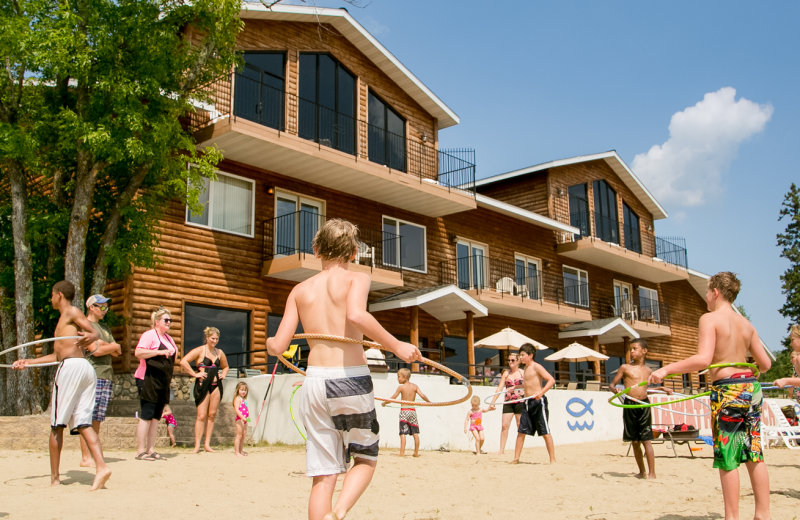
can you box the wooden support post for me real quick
[623,336,631,365]
[466,311,475,377]
[410,306,419,372]
[592,336,601,381]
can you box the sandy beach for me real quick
[1,440,798,520]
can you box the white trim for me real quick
[475,151,668,220]
[382,215,427,274]
[558,318,640,340]
[185,169,256,238]
[369,285,488,317]
[475,194,579,234]
[238,3,459,128]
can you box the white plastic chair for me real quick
[354,241,374,267]
[762,400,800,450]
[496,277,515,294]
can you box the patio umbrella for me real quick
[544,342,609,362]
[474,327,549,350]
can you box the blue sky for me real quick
[285,0,798,351]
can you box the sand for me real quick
[0,441,798,519]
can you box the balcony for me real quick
[557,211,689,283]
[188,73,477,217]
[597,296,671,339]
[261,210,404,291]
[440,256,592,324]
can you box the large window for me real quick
[298,53,356,154]
[638,286,661,323]
[274,192,324,256]
[456,239,486,290]
[613,280,634,320]
[562,265,589,307]
[515,254,541,299]
[383,217,426,273]
[622,202,641,253]
[593,179,619,244]
[267,314,309,372]
[186,171,255,237]
[235,52,286,130]
[184,303,250,369]
[368,91,406,171]
[568,184,590,239]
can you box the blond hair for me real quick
[471,395,480,406]
[151,308,171,328]
[790,324,800,339]
[398,368,411,381]
[708,271,741,303]
[204,326,220,338]
[233,382,249,410]
[312,219,359,261]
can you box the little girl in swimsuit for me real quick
[233,382,250,457]
[162,403,178,447]
[464,395,495,456]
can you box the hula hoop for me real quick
[0,362,60,368]
[277,334,472,407]
[626,391,711,417]
[482,389,538,406]
[0,336,83,358]
[760,385,795,391]
[608,362,758,410]
[290,385,306,441]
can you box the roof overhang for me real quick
[239,3,460,129]
[369,285,488,322]
[476,194,579,234]
[558,318,640,345]
[475,151,668,220]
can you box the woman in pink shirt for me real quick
[134,308,177,461]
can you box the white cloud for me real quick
[361,16,389,36]
[632,87,773,207]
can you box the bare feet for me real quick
[395,452,405,457]
[634,472,646,479]
[80,459,95,468]
[412,453,420,458]
[90,467,112,491]
[510,460,519,464]
[242,451,248,456]
[322,510,342,520]
[235,452,244,457]
[496,451,505,455]
[204,446,216,453]
[648,473,657,479]
[51,476,61,487]
[191,447,201,454]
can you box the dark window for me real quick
[368,91,406,171]
[568,361,594,388]
[622,202,641,253]
[298,53,356,154]
[593,180,619,244]
[383,217,426,272]
[184,303,250,370]
[234,52,286,130]
[444,336,497,379]
[568,184,590,239]
[267,314,309,372]
[682,373,692,389]
[604,356,625,382]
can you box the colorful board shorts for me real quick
[51,358,97,435]
[622,396,654,442]
[92,378,113,422]
[710,376,763,471]
[299,366,379,477]
[399,408,419,435]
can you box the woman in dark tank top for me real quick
[180,327,229,453]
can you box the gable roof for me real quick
[475,151,668,220]
[476,194,579,234]
[369,285,488,322]
[239,3,460,129]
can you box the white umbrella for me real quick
[474,327,549,350]
[544,342,609,362]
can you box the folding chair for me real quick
[763,400,800,450]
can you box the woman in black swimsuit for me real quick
[180,327,229,453]
[489,352,525,455]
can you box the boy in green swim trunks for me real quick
[650,272,772,520]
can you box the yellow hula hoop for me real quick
[277,334,472,407]
[608,362,759,409]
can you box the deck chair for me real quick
[763,400,800,450]
[585,381,601,391]
[566,382,578,391]
[354,241,374,267]
[496,277,515,294]
[620,299,637,322]
[241,368,262,378]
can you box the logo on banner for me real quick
[566,397,594,431]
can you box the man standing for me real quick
[79,294,121,467]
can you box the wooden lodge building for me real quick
[106,4,720,392]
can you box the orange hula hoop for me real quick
[276,334,472,407]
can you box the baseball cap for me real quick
[86,294,111,307]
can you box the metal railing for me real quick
[569,210,591,239]
[594,211,619,244]
[440,256,591,309]
[260,210,402,273]
[597,295,671,326]
[188,71,476,196]
[655,235,688,269]
[623,223,642,254]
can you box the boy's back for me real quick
[399,381,420,402]
[705,307,757,380]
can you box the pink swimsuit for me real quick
[235,399,250,422]
[469,411,483,431]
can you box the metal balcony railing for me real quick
[655,236,688,269]
[440,256,591,309]
[188,72,476,196]
[597,295,671,326]
[261,210,402,274]
[594,211,620,245]
[623,223,642,254]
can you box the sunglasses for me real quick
[163,318,172,324]
[93,305,108,311]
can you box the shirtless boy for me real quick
[12,280,110,491]
[382,368,430,457]
[649,272,772,520]
[267,219,420,520]
[608,338,671,479]
[512,343,556,464]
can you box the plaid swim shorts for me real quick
[92,378,114,422]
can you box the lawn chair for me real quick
[762,400,800,450]
[496,277,515,294]
[585,381,601,392]
[621,299,637,322]
[354,241,374,267]
[241,368,262,378]
[566,382,578,391]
